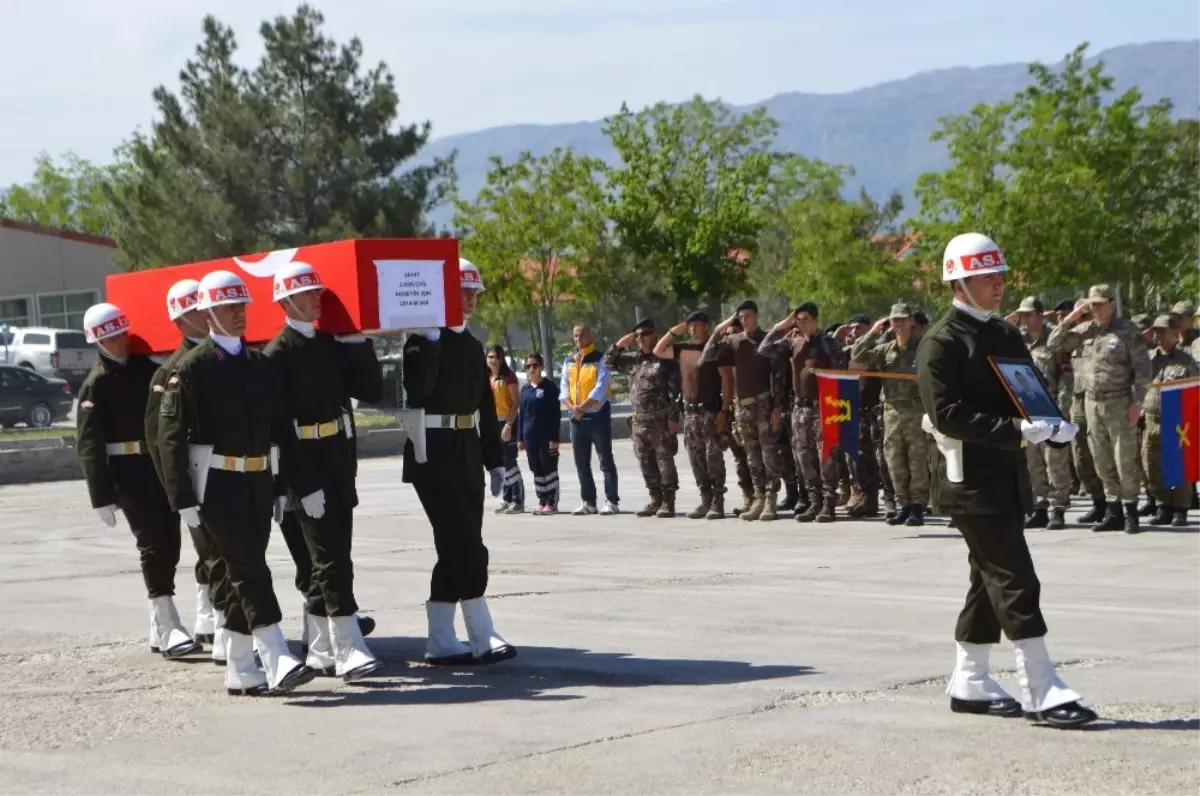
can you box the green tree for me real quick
[914,43,1200,308]
[603,96,779,303]
[113,5,454,269]
[0,152,130,237]
[453,147,608,358]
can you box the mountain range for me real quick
[417,40,1199,227]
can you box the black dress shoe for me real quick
[269,664,317,696]
[950,696,1022,717]
[357,616,376,637]
[227,683,269,697]
[1024,701,1098,728]
[195,633,215,645]
[469,645,518,665]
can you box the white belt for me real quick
[105,441,147,456]
[425,413,478,430]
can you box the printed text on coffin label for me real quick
[374,259,447,330]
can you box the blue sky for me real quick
[0,0,1196,186]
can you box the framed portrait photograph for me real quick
[988,357,1064,424]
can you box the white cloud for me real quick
[0,0,1195,185]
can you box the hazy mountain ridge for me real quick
[418,41,1199,226]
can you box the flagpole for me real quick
[813,368,917,381]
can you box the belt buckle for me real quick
[455,415,473,430]
[299,425,317,440]
[221,455,238,471]
[123,442,138,455]
[318,421,338,437]
[246,457,266,473]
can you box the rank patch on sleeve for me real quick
[160,391,178,417]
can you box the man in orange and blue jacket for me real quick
[560,323,619,515]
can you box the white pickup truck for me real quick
[0,326,97,392]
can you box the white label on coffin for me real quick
[374,259,447,330]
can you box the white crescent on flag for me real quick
[232,248,300,279]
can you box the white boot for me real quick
[1012,636,1081,714]
[424,601,472,665]
[193,584,216,641]
[304,612,336,674]
[330,615,382,682]
[460,597,517,664]
[252,624,314,695]
[150,596,200,659]
[211,609,228,665]
[224,630,267,695]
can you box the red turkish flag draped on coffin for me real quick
[106,238,463,355]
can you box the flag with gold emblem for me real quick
[1161,379,1199,488]
[817,372,860,462]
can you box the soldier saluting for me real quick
[606,318,682,518]
[145,279,222,655]
[158,270,314,696]
[77,302,201,660]
[263,262,383,681]
[917,232,1095,728]
[402,259,515,666]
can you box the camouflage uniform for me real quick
[1143,328,1199,512]
[673,333,735,518]
[605,342,681,516]
[850,307,929,518]
[1022,324,1073,511]
[1047,288,1152,514]
[1064,332,1105,505]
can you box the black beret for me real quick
[632,318,655,333]
[686,310,709,324]
[824,322,841,335]
[794,301,819,319]
[913,310,930,325]
[736,300,758,313]
[849,313,871,325]
[1053,299,1074,312]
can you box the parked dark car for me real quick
[0,364,74,429]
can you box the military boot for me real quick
[706,494,726,520]
[687,492,712,519]
[1091,502,1124,532]
[1150,504,1174,526]
[859,490,879,518]
[735,488,755,517]
[1122,502,1141,535]
[1137,495,1156,517]
[836,482,852,507]
[741,492,765,521]
[1046,508,1066,530]
[795,492,821,522]
[759,490,779,521]
[815,496,837,523]
[1024,507,1049,529]
[904,504,925,527]
[1172,510,1189,528]
[886,505,911,526]
[656,494,676,518]
[776,483,799,513]
[844,488,868,517]
[883,497,897,520]
[1078,497,1106,524]
[636,492,662,518]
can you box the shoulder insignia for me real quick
[405,346,420,354]
[160,390,178,418]
[152,385,165,393]
[167,375,179,386]
[79,400,94,411]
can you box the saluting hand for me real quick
[616,333,637,349]
[670,322,688,336]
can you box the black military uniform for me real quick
[263,327,382,619]
[403,326,513,661]
[79,355,185,604]
[158,338,294,636]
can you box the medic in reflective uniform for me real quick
[157,270,315,696]
[916,233,1097,728]
[400,259,515,666]
[77,302,201,660]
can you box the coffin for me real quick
[105,238,463,354]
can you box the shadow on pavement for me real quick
[1078,717,1199,732]
[285,636,815,708]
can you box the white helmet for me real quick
[195,270,252,310]
[942,232,1010,282]
[273,262,324,302]
[166,279,201,321]
[460,258,485,292]
[83,303,131,344]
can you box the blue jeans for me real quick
[570,406,618,506]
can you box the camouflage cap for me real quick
[1016,296,1044,314]
[889,301,913,319]
[1087,284,1116,303]
[1170,300,1195,317]
[1152,314,1178,330]
[1131,313,1151,329]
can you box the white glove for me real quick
[1049,420,1079,443]
[1018,419,1055,444]
[273,496,288,524]
[301,489,326,519]
[96,505,117,528]
[180,506,202,528]
[335,333,367,344]
[489,467,505,497]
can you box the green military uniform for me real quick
[158,337,294,636]
[263,324,383,619]
[1047,285,1151,530]
[851,302,929,525]
[1061,305,1106,519]
[1016,298,1072,528]
[1143,315,1199,525]
[917,306,1047,644]
[78,354,183,601]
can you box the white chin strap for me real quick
[97,341,126,364]
[207,308,236,338]
[957,278,993,317]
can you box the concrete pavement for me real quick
[0,440,1196,794]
